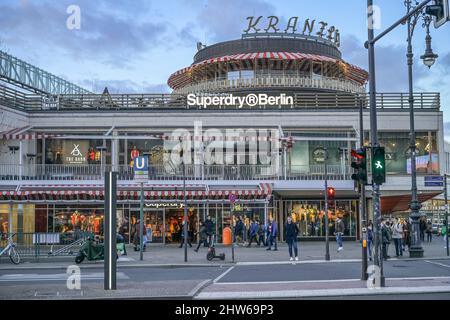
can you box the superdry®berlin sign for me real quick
[243,16,340,47]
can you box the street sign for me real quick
[134,156,149,183]
[425,176,444,187]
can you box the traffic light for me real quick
[372,146,386,185]
[426,0,449,28]
[351,148,368,185]
[327,186,336,201]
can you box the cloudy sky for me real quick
[1,0,450,123]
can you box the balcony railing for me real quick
[0,83,440,111]
[174,75,366,95]
[0,164,352,181]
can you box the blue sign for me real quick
[424,176,443,187]
[133,156,148,171]
[424,176,444,182]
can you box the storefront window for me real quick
[364,131,439,175]
[45,139,110,165]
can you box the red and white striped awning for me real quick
[1,182,272,201]
[1,126,60,141]
[168,52,368,89]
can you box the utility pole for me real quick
[359,98,368,281]
[445,174,449,256]
[324,147,330,261]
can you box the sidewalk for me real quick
[1,238,449,270]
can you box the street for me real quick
[0,257,449,299]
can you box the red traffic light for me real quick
[351,149,365,159]
[327,187,336,200]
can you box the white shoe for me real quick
[290,257,294,261]
[338,247,343,252]
[295,257,299,261]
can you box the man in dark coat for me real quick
[234,216,244,246]
[381,218,392,260]
[194,221,208,252]
[285,216,299,261]
[205,216,214,246]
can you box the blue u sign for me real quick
[134,156,148,171]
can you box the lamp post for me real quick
[404,0,439,258]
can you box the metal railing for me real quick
[0,232,92,258]
[174,75,366,95]
[0,164,352,181]
[0,83,440,111]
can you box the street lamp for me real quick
[420,16,439,68]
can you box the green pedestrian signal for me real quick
[351,148,368,184]
[372,146,386,185]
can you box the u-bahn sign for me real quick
[243,16,340,47]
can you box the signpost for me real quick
[134,156,149,261]
[424,175,444,187]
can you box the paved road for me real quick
[0,259,449,299]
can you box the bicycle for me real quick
[0,233,20,264]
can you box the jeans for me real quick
[196,239,208,251]
[394,238,402,256]
[382,243,389,260]
[268,234,277,250]
[336,232,343,248]
[367,240,373,259]
[287,239,298,258]
[427,232,432,242]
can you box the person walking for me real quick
[403,219,411,252]
[178,220,192,248]
[266,217,278,251]
[285,216,299,261]
[367,221,374,261]
[247,219,259,247]
[257,220,266,246]
[334,216,345,252]
[426,220,433,243]
[133,219,146,252]
[194,221,208,252]
[205,216,214,246]
[381,218,392,260]
[419,217,427,242]
[392,218,404,257]
[234,216,244,246]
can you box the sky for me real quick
[1,0,450,127]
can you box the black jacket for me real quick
[235,220,244,235]
[205,219,214,235]
[285,222,299,242]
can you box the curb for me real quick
[194,285,450,299]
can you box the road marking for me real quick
[425,260,450,269]
[213,266,235,283]
[215,278,361,285]
[188,279,212,297]
[236,259,362,266]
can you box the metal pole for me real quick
[324,148,330,261]
[183,163,188,262]
[367,0,385,287]
[104,171,117,290]
[140,182,144,261]
[359,98,368,280]
[445,174,449,256]
[406,1,424,258]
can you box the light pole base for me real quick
[409,247,424,258]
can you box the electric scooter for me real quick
[206,234,225,261]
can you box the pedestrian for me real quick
[234,216,244,246]
[442,221,448,249]
[178,220,192,248]
[426,220,433,243]
[266,217,278,251]
[403,219,411,252]
[194,221,208,252]
[205,216,214,246]
[367,222,374,261]
[392,218,404,257]
[381,218,392,260]
[285,216,299,261]
[334,216,345,252]
[133,219,146,252]
[247,219,259,247]
[419,217,427,242]
[257,220,266,246]
[118,220,128,255]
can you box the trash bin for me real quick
[222,227,232,246]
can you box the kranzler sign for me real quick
[243,16,340,47]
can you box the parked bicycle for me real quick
[0,233,20,264]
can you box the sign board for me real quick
[134,156,149,183]
[424,175,444,187]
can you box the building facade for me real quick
[0,29,445,245]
